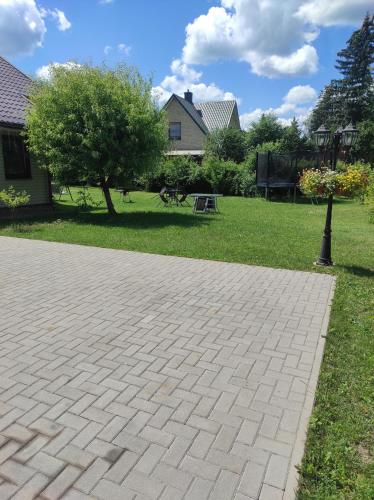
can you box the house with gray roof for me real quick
[163,90,240,156]
[0,56,51,211]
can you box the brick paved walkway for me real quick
[0,237,335,500]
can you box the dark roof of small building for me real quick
[194,100,238,132]
[0,56,31,128]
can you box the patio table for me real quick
[190,193,222,213]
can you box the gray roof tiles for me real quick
[0,56,31,127]
[194,100,237,131]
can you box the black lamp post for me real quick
[314,122,358,266]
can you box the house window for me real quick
[2,133,31,180]
[169,122,181,140]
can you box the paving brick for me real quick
[135,444,165,474]
[2,423,34,443]
[209,470,240,500]
[0,459,35,486]
[152,463,193,492]
[41,465,82,500]
[264,453,289,489]
[28,451,65,477]
[238,462,265,498]
[180,456,219,481]
[11,472,49,500]
[92,479,135,500]
[58,445,96,469]
[75,457,111,493]
[123,470,165,499]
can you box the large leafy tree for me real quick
[205,127,247,163]
[26,64,167,214]
[245,113,284,149]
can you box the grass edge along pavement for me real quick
[0,188,373,499]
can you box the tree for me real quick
[26,64,167,215]
[309,83,345,132]
[279,118,307,153]
[245,113,284,149]
[353,119,374,165]
[205,127,247,163]
[335,13,374,123]
[310,14,374,131]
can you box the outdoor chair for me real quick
[159,187,169,207]
[177,192,190,206]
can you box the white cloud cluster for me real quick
[182,0,372,78]
[36,61,81,80]
[0,0,71,57]
[152,59,237,105]
[0,0,46,56]
[240,84,317,129]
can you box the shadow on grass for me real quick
[0,207,211,232]
[338,265,374,278]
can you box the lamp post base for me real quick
[314,258,334,267]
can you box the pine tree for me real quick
[280,118,307,153]
[309,83,344,132]
[335,13,374,123]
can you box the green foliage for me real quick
[0,186,30,211]
[245,113,284,148]
[205,127,247,163]
[279,118,307,153]
[353,119,374,165]
[25,63,167,214]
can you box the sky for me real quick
[1,0,372,129]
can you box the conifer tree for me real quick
[335,13,374,123]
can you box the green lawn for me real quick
[1,188,373,499]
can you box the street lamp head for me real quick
[341,122,359,148]
[313,124,331,148]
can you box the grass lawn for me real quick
[1,188,373,499]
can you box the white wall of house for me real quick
[0,127,50,206]
[165,99,207,152]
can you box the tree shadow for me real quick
[0,208,212,231]
[74,210,212,230]
[337,265,374,278]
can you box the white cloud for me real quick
[296,0,372,26]
[0,1,72,57]
[152,59,237,105]
[49,9,71,32]
[104,45,112,55]
[117,43,131,55]
[36,62,81,80]
[0,0,46,56]
[99,0,114,4]
[283,85,318,105]
[181,0,372,78]
[240,84,318,129]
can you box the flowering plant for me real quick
[299,166,369,198]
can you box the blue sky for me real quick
[1,0,371,128]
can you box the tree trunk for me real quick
[101,179,117,215]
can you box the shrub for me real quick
[205,127,247,163]
[0,186,30,211]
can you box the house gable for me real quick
[164,95,207,152]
